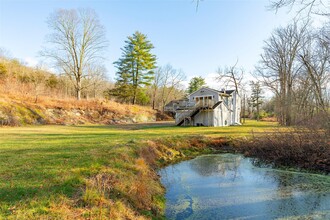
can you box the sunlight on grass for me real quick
[0,120,279,218]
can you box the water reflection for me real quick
[189,154,241,178]
[159,154,330,220]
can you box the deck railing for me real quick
[175,100,215,125]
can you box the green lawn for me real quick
[0,120,278,219]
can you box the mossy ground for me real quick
[0,120,279,219]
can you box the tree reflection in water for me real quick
[189,154,241,180]
[159,154,330,220]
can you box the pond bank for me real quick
[234,128,330,174]
[129,131,329,219]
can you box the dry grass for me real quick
[0,92,154,115]
[0,93,156,126]
[236,127,330,173]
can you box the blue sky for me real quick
[0,0,295,87]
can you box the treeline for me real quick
[239,22,330,126]
[254,21,330,126]
[248,0,330,126]
[0,9,186,113]
[0,53,185,112]
[0,55,111,101]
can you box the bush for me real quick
[295,112,330,131]
[238,127,330,174]
[0,63,7,78]
[253,110,269,120]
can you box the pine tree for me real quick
[187,76,206,94]
[250,81,264,121]
[113,31,156,104]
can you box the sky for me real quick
[0,0,296,89]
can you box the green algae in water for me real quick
[159,154,330,220]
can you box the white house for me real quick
[170,87,241,126]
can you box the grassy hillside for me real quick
[0,94,157,126]
[0,57,160,126]
[0,120,279,219]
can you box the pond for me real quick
[159,154,330,220]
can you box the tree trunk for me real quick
[243,94,246,124]
[76,79,81,100]
[76,89,81,100]
[256,100,260,121]
[132,86,137,105]
[132,63,139,105]
[152,87,157,110]
[280,72,286,126]
[34,85,39,103]
[286,82,292,126]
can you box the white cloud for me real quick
[24,57,38,67]
[23,57,58,74]
[204,73,220,89]
[182,72,222,91]
[181,80,189,90]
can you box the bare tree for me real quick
[151,67,164,110]
[216,60,244,95]
[299,25,330,114]
[217,61,246,124]
[29,68,45,103]
[269,0,330,16]
[41,9,108,100]
[255,22,308,125]
[250,81,264,121]
[82,64,107,99]
[158,64,186,111]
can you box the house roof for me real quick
[165,98,188,107]
[189,87,235,97]
[189,87,218,97]
[164,100,178,107]
[221,89,236,95]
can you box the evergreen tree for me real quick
[187,76,206,94]
[113,31,156,104]
[250,81,264,121]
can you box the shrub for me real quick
[237,127,330,173]
[0,63,7,78]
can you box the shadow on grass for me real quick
[0,176,82,204]
[77,121,176,130]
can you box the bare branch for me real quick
[216,60,244,95]
[269,0,330,17]
[41,8,108,100]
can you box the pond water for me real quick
[159,154,330,220]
